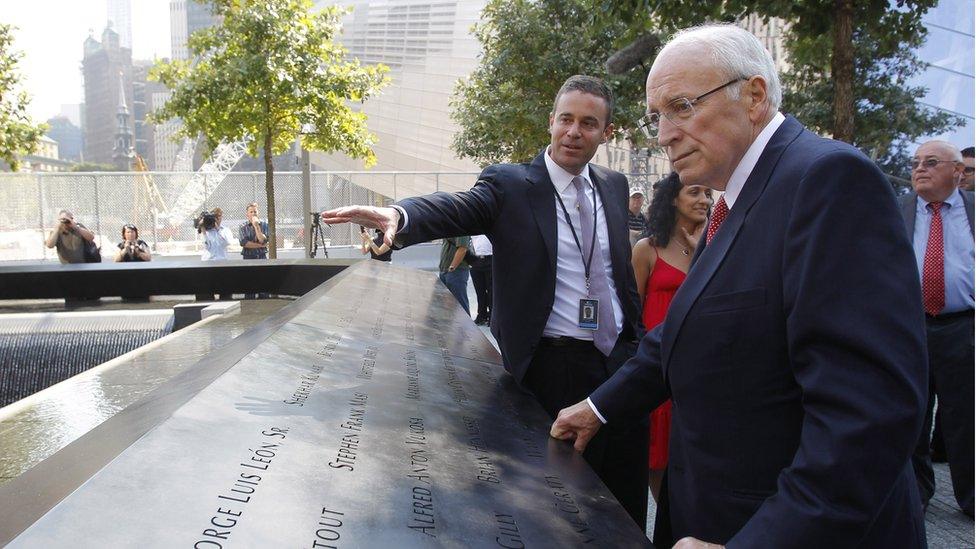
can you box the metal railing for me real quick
[0,170,664,262]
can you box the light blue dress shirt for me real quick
[912,190,975,314]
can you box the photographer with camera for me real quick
[113,224,151,262]
[359,226,392,262]
[195,208,233,301]
[45,209,97,264]
[196,207,233,261]
[239,202,270,299]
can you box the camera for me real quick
[194,210,218,233]
[60,218,70,224]
[359,225,366,233]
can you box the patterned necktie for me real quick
[572,176,619,356]
[706,195,729,244]
[922,201,945,316]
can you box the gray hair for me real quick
[661,24,782,111]
[917,140,963,162]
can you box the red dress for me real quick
[643,248,686,470]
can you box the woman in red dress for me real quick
[631,172,713,502]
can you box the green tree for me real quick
[70,162,121,172]
[151,0,389,257]
[597,0,962,155]
[451,0,648,166]
[0,24,46,171]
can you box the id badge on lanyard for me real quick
[553,183,600,330]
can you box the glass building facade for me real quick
[911,0,974,148]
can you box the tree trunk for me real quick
[264,131,277,259]
[831,0,855,143]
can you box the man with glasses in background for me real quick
[902,140,974,518]
[961,146,974,191]
[552,24,927,548]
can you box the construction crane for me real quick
[164,137,251,227]
[132,154,170,250]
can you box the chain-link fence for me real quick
[0,171,484,261]
[0,170,667,262]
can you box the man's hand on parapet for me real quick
[321,206,400,247]
[550,400,602,453]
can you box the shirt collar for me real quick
[545,146,593,193]
[722,111,785,209]
[916,188,962,213]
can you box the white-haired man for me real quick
[551,24,927,548]
[902,140,974,518]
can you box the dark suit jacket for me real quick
[395,150,643,383]
[899,188,975,237]
[591,116,928,547]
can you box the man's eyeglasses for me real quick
[636,78,747,140]
[910,158,959,171]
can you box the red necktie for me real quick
[922,202,945,316]
[706,195,729,244]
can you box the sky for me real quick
[2,0,171,124]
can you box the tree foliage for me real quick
[450,0,647,166]
[150,0,389,257]
[0,24,47,171]
[610,1,962,158]
[454,0,962,175]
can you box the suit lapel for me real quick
[526,151,558,270]
[902,193,917,237]
[960,190,975,236]
[661,116,804,372]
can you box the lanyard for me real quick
[553,181,599,294]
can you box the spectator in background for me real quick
[627,187,646,248]
[902,140,974,517]
[197,207,233,300]
[468,234,493,325]
[200,207,233,261]
[360,227,392,262]
[44,209,96,264]
[630,172,711,503]
[961,146,974,191]
[439,236,471,314]
[239,202,270,299]
[113,224,151,262]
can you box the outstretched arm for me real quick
[322,206,401,247]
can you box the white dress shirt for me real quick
[721,112,785,209]
[470,234,493,257]
[542,147,625,340]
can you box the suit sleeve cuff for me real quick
[586,397,608,424]
[391,205,408,233]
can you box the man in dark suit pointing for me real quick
[322,75,649,527]
[551,25,928,548]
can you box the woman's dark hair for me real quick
[644,172,682,247]
[121,224,138,239]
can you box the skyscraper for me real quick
[107,0,133,50]
[309,0,485,194]
[82,26,133,165]
[45,116,83,162]
[169,0,189,60]
[170,0,221,61]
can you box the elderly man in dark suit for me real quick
[552,24,928,548]
[903,140,975,518]
[322,75,649,527]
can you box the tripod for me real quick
[309,212,329,258]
